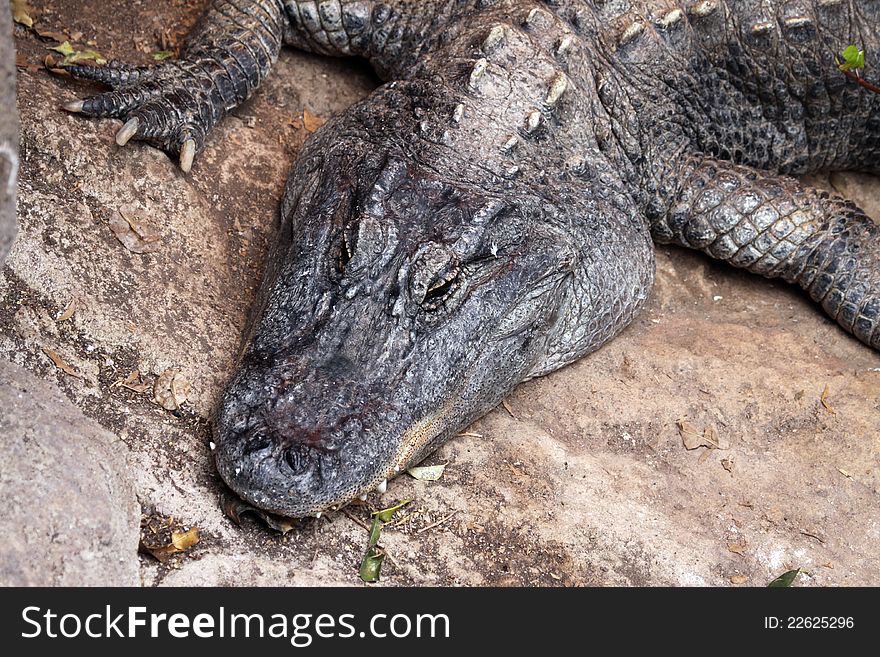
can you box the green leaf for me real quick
[372,498,412,522]
[66,50,107,65]
[839,45,866,72]
[407,464,446,481]
[359,516,386,583]
[152,50,174,61]
[767,568,801,587]
[49,41,75,57]
[367,516,382,547]
[359,550,384,583]
[359,499,413,582]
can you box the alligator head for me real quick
[211,111,582,517]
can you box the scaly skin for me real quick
[65,1,880,517]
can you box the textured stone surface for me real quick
[2,1,878,586]
[0,6,19,263]
[0,358,139,586]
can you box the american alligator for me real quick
[65,0,880,518]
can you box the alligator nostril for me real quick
[284,446,301,472]
[284,445,314,474]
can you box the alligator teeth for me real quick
[63,99,84,113]
[208,441,216,450]
[376,479,387,494]
[115,117,139,146]
[315,512,322,519]
[179,139,196,173]
[359,493,368,501]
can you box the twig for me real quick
[840,67,880,94]
[417,510,459,534]
[342,508,369,531]
[800,529,826,544]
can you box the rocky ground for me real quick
[2,0,878,587]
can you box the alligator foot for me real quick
[64,61,218,172]
[62,0,287,172]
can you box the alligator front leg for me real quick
[651,156,880,349]
[63,0,457,171]
[64,0,289,171]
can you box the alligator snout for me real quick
[213,358,401,517]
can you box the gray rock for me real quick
[0,6,19,264]
[0,359,139,586]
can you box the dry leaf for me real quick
[678,420,726,450]
[721,456,734,472]
[153,369,190,410]
[727,543,747,555]
[729,575,748,585]
[222,495,297,534]
[677,420,704,450]
[12,0,34,28]
[407,464,446,481]
[820,384,836,414]
[36,29,70,42]
[56,298,77,322]
[838,468,853,479]
[171,527,199,550]
[141,527,199,562]
[43,54,70,75]
[302,109,325,133]
[119,369,150,394]
[15,53,40,73]
[42,347,81,378]
[702,425,721,448]
[109,207,161,254]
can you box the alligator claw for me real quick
[65,59,216,173]
[179,138,196,173]
[115,117,139,146]
[63,99,84,113]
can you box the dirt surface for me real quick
[5,0,879,587]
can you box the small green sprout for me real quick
[838,45,866,72]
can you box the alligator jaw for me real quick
[308,404,457,518]
[213,399,460,520]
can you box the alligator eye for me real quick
[334,220,359,274]
[422,267,460,310]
